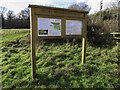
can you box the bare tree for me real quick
[0,7,7,28]
[6,10,15,28]
[0,6,7,15]
[111,0,120,8]
[16,8,30,28]
[17,8,30,20]
[68,2,91,12]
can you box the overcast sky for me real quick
[0,0,119,14]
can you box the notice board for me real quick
[29,5,88,79]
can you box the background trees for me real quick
[67,1,119,46]
[0,1,119,33]
[0,7,7,28]
[16,8,30,28]
[68,2,91,12]
[0,7,30,29]
[6,10,15,28]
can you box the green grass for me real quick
[0,29,29,43]
[1,29,119,89]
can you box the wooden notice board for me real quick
[29,5,89,79]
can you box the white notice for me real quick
[38,18,61,36]
[66,20,82,35]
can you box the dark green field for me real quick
[0,29,119,89]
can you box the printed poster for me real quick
[38,18,61,36]
[66,20,82,35]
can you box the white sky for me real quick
[0,0,119,14]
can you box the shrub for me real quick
[87,14,116,47]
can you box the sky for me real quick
[0,0,119,14]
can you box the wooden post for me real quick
[82,15,87,64]
[82,36,86,64]
[30,8,36,79]
[61,17,66,38]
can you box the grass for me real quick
[0,29,29,43]
[0,29,120,89]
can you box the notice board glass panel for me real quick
[66,20,82,35]
[38,18,61,36]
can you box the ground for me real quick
[0,29,119,89]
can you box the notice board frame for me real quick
[29,5,88,79]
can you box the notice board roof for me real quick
[29,4,89,14]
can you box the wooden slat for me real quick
[28,5,89,14]
[34,8,85,18]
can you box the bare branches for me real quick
[0,6,7,15]
[68,2,91,12]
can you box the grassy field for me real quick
[0,29,119,89]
